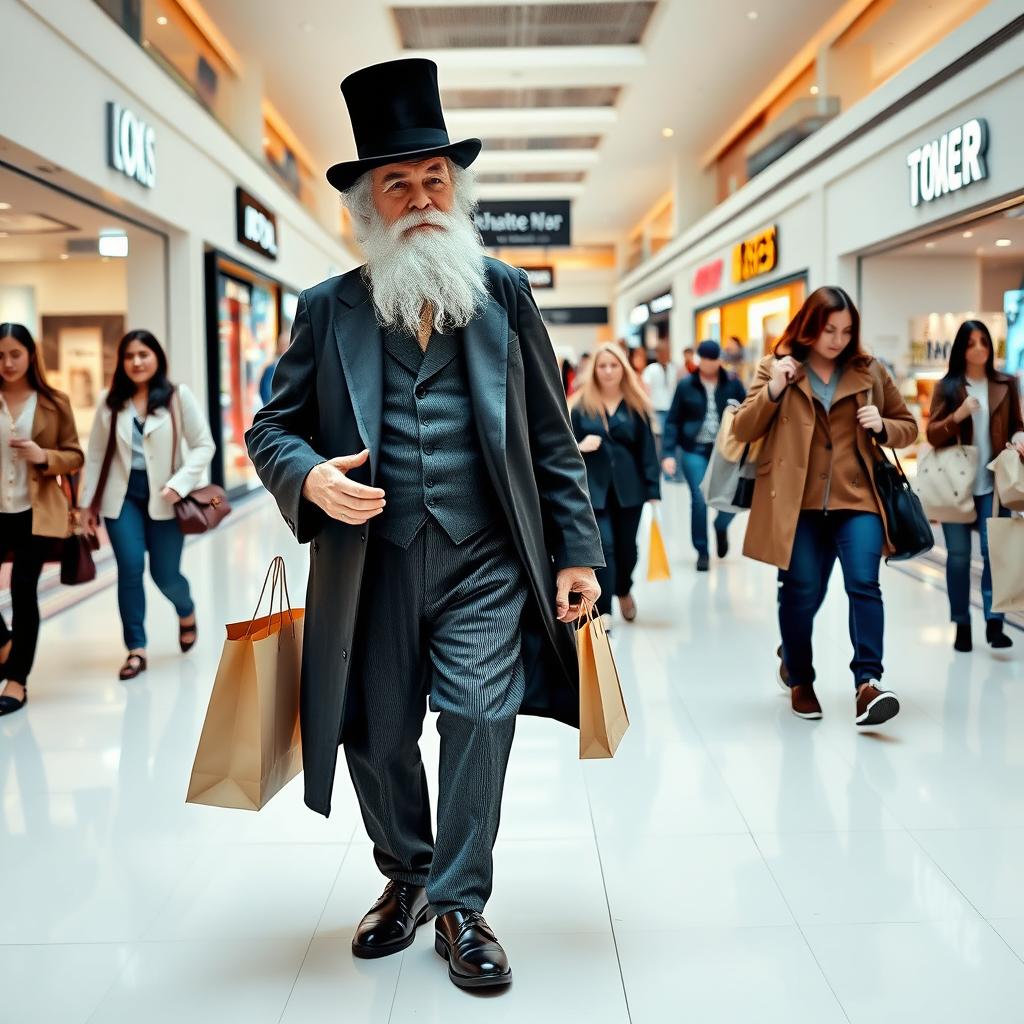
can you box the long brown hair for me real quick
[570,342,653,422]
[774,286,866,367]
[0,322,63,403]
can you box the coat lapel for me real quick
[30,395,49,442]
[831,362,874,406]
[334,273,384,481]
[989,378,1008,418]
[462,294,509,458]
[143,407,170,437]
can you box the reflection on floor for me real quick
[2,485,1023,1023]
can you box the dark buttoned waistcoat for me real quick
[375,326,502,548]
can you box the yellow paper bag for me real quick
[647,515,671,581]
[578,605,629,759]
[187,557,304,811]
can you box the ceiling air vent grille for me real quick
[476,171,587,184]
[443,86,621,109]
[481,135,601,150]
[394,3,657,48]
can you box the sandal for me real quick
[0,680,26,716]
[119,653,147,680]
[179,618,197,654]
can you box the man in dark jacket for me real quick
[662,340,746,571]
[245,59,602,992]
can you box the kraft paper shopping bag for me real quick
[988,495,1024,614]
[577,604,629,759]
[187,557,303,811]
[647,514,671,581]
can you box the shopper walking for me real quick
[927,319,1024,651]
[571,343,660,629]
[641,338,678,460]
[82,330,215,680]
[0,323,84,716]
[661,340,745,571]
[733,286,918,727]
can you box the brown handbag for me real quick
[61,473,99,586]
[169,389,231,535]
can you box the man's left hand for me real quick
[555,566,600,623]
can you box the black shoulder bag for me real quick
[870,439,933,563]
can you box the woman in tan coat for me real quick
[926,319,1024,652]
[733,287,918,727]
[0,323,84,715]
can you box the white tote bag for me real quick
[915,444,978,523]
[988,448,1024,512]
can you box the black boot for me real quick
[987,619,1013,649]
[954,623,972,652]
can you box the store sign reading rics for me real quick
[107,102,156,189]
[732,225,777,284]
[906,118,988,207]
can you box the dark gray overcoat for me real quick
[245,257,604,816]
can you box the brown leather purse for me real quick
[169,389,231,535]
[61,473,99,586]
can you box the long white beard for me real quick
[356,197,489,338]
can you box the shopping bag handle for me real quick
[245,557,297,639]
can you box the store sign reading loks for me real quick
[474,200,571,247]
[906,118,988,207]
[107,102,156,189]
[236,187,278,259]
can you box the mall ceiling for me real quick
[201,0,851,246]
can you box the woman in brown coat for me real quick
[926,319,1024,652]
[0,323,84,715]
[733,287,918,727]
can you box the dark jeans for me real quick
[941,491,1007,624]
[778,510,885,691]
[0,510,48,686]
[594,491,645,616]
[680,445,735,555]
[105,469,194,651]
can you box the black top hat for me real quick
[326,58,481,193]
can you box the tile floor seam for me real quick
[276,840,356,1024]
[385,949,407,1024]
[902,828,1024,968]
[678,701,853,1023]
[583,782,634,1024]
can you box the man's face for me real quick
[656,341,670,364]
[370,157,455,231]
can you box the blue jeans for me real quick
[679,446,735,555]
[778,511,885,690]
[941,492,1007,624]
[105,469,194,650]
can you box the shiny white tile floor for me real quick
[3,485,1024,1023]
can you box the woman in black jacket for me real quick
[570,343,660,629]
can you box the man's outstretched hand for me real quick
[302,449,386,525]
[555,566,601,623]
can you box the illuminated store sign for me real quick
[692,258,724,296]
[107,102,156,189]
[732,226,777,283]
[475,200,571,247]
[520,266,555,289]
[649,292,673,314]
[236,187,278,260]
[906,118,988,207]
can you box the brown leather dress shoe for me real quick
[791,682,823,720]
[434,909,512,990]
[352,880,433,959]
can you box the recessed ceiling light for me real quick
[995,238,1012,247]
[810,85,819,96]
[142,40,151,48]
[156,15,168,25]
[59,253,69,260]
[747,10,759,20]
[962,231,973,238]
[925,241,936,249]
[300,21,314,32]
[0,232,7,238]
[0,202,10,210]
[661,127,674,139]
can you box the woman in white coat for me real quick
[82,330,215,679]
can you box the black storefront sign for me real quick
[236,187,279,260]
[539,306,608,326]
[475,200,571,247]
[521,266,555,289]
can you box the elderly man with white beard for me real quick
[245,58,603,991]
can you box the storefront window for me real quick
[214,266,279,495]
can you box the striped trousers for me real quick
[345,518,528,915]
